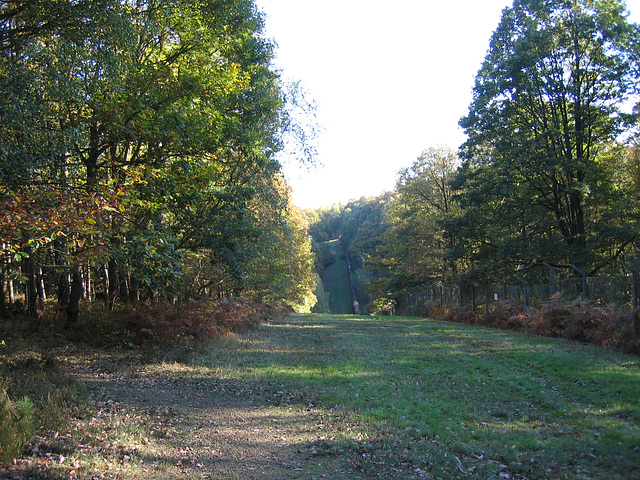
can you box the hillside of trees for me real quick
[0,0,318,332]
[306,194,391,314]
[306,0,640,350]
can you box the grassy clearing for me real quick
[193,314,640,479]
[321,240,352,314]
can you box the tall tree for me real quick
[455,0,640,276]
[382,147,460,290]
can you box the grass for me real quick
[193,314,640,479]
[2,314,639,479]
[320,240,353,314]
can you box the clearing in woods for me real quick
[4,314,640,479]
[319,239,353,314]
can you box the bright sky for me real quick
[255,0,640,210]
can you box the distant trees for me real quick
[0,0,317,323]
[373,147,460,295]
[305,195,392,313]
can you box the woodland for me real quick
[0,0,318,332]
[2,0,640,476]
[1,0,639,333]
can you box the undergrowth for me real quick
[410,293,640,354]
[22,298,291,347]
[0,340,79,468]
[0,388,35,465]
[114,299,288,346]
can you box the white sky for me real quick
[255,0,640,210]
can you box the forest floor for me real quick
[2,314,640,479]
[1,338,343,480]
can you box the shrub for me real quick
[0,389,35,465]
[416,294,640,353]
[64,298,291,347]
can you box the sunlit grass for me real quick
[190,313,640,479]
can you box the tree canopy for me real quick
[0,0,317,323]
[305,0,640,314]
[454,0,640,277]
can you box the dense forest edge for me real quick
[3,0,640,472]
[0,0,320,328]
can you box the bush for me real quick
[65,298,291,347]
[0,389,35,465]
[417,294,640,353]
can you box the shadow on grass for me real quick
[9,313,639,480]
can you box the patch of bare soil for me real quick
[3,345,350,480]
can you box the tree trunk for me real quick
[24,251,38,321]
[65,266,83,328]
[55,239,70,310]
[128,272,139,302]
[36,265,46,304]
[7,271,14,304]
[119,267,130,302]
[0,269,9,319]
[57,271,70,310]
[83,265,91,300]
[107,260,119,309]
[101,263,110,308]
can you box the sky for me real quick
[254,0,640,210]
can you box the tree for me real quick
[455,0,640,276]
[384,147,460,289]
[0,0,316,322]
[240,175,317,311]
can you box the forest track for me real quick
[50,343,347,480]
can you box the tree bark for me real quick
[128,272,139,302]
[107,260,119,309]
[36,265,46,304]
[65,266,83,328]
[55,239,70,309]
[119,267,130,302]
[83,265,91,300]
[0,269,9,319]
[24,250,38,321]
[101,263,110,308]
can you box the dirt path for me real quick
[58,345,347,480]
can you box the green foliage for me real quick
[311,274,330,313]
[0,0,316,320]
[453,0,640,274]
[307,196,392,313]
[239,179,318,310]
[377,147,461,293]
